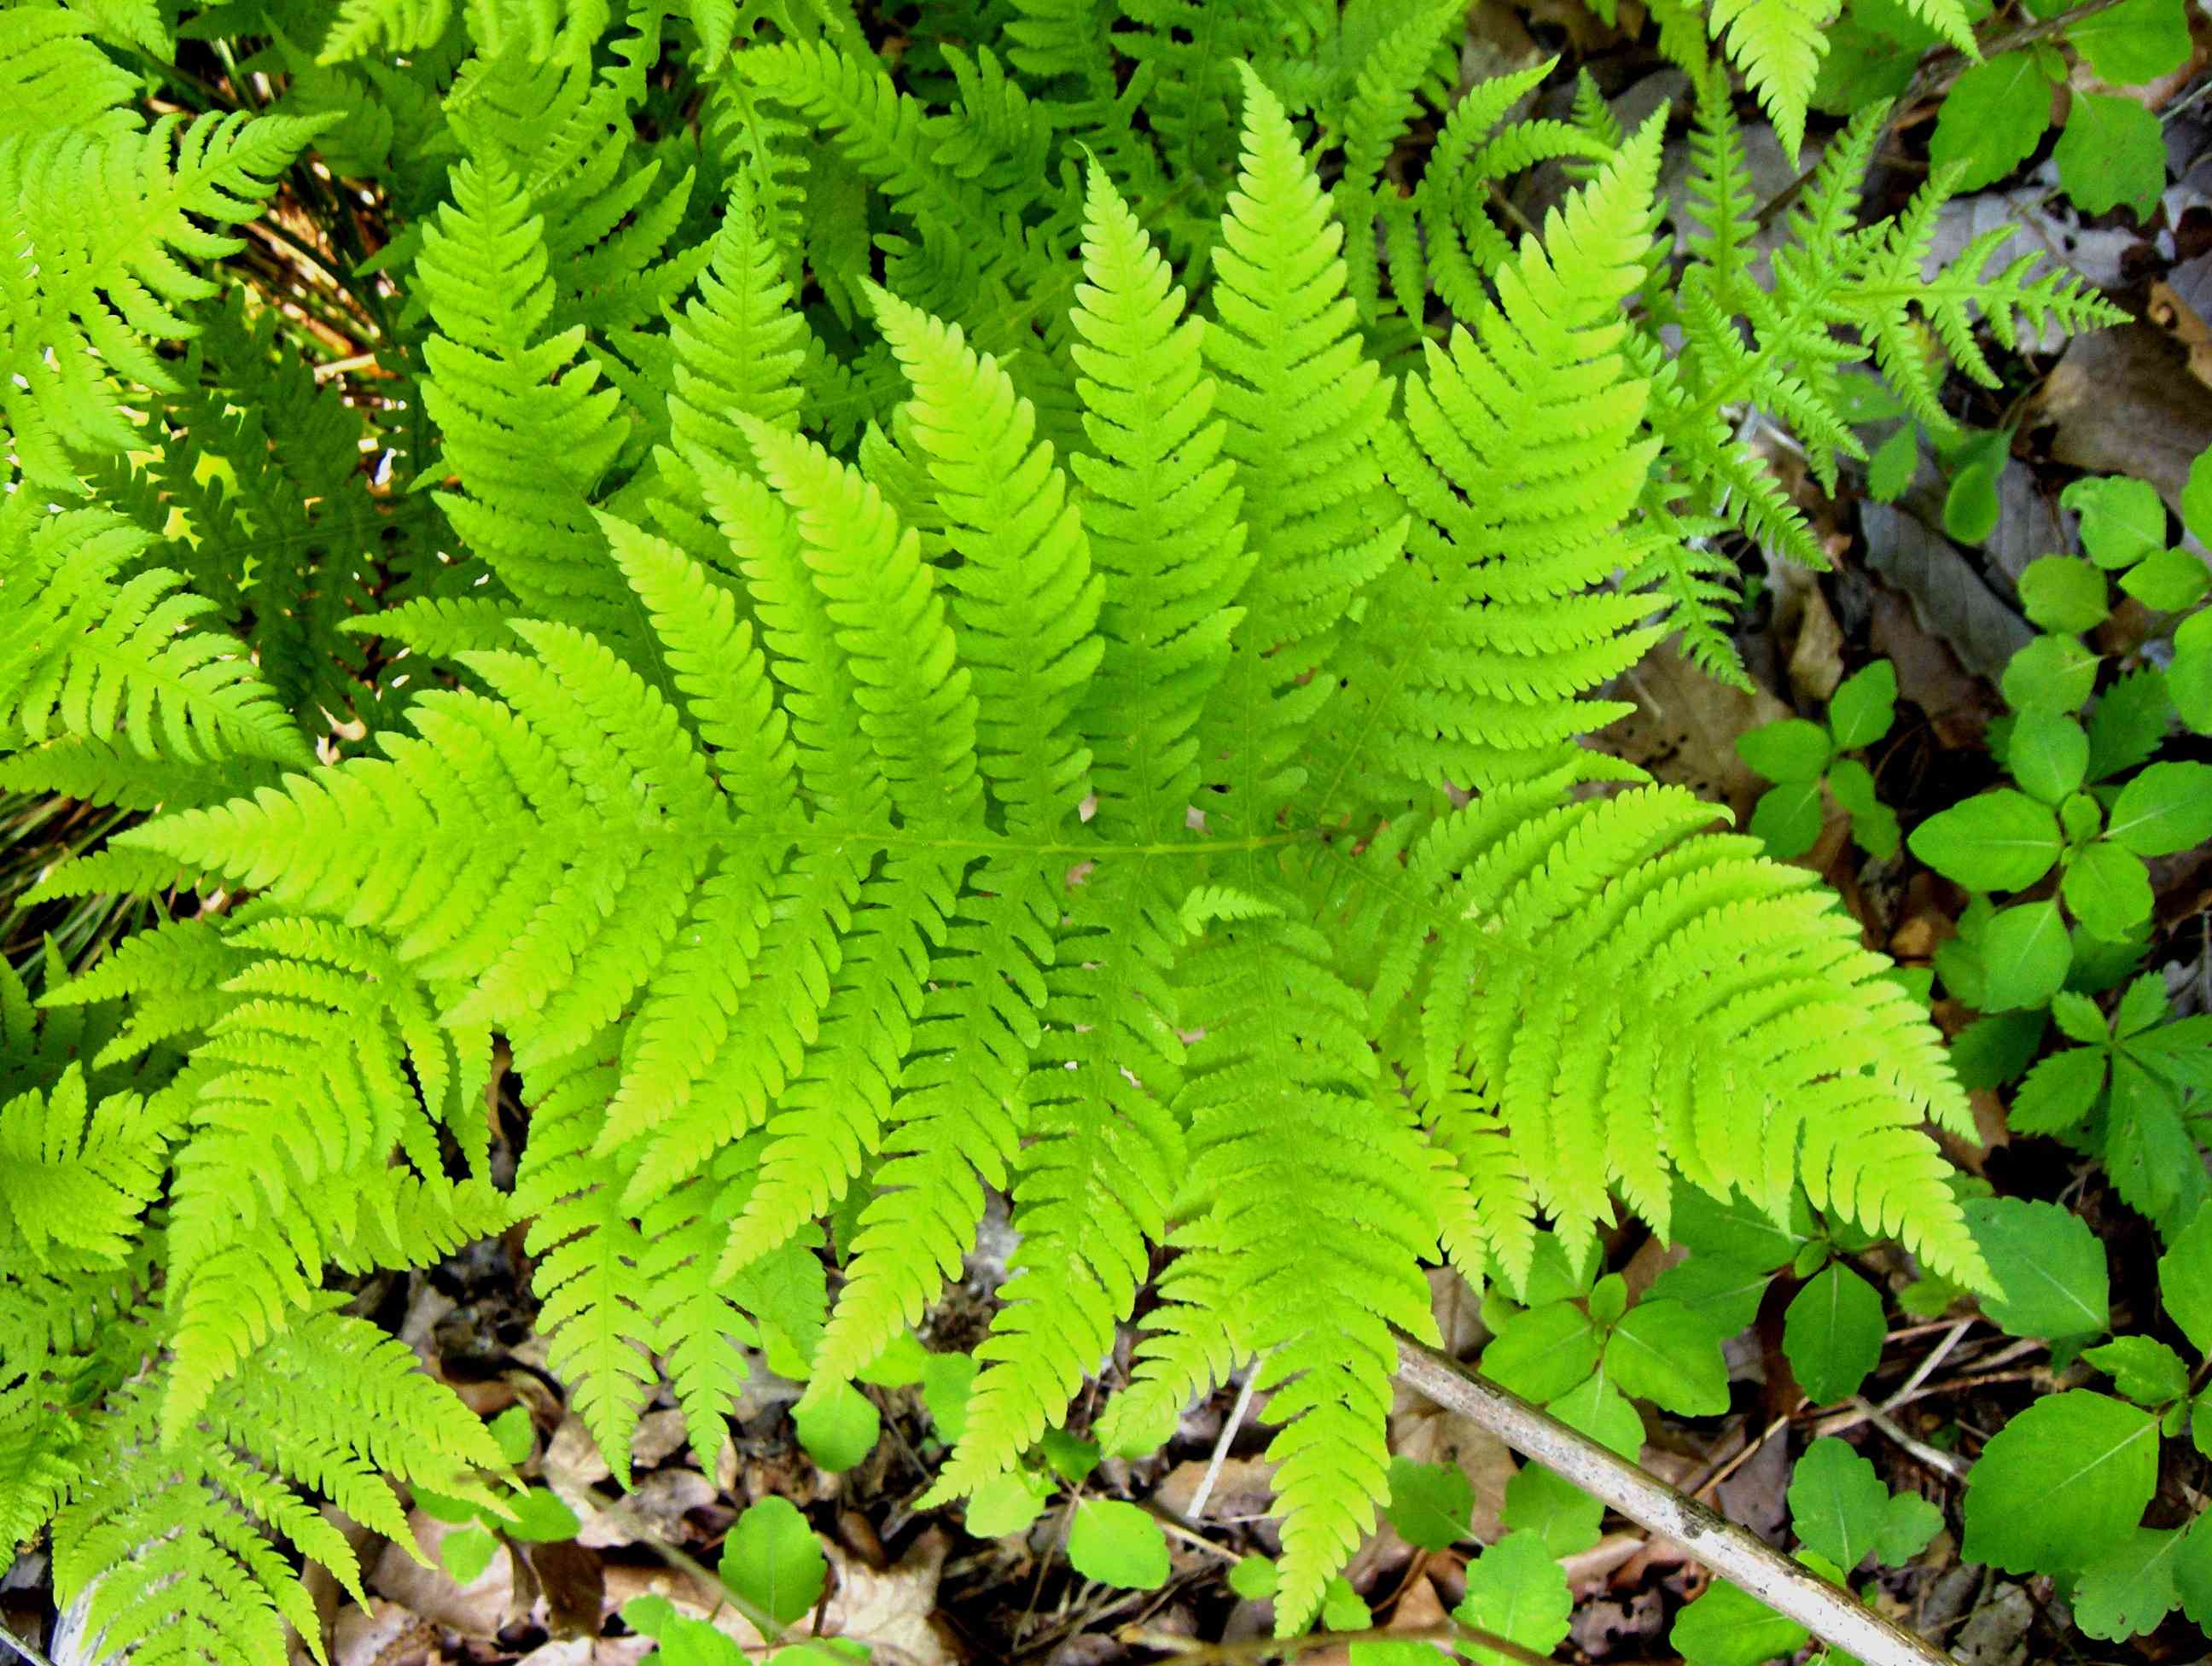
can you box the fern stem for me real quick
[1394,1337,1959,1666]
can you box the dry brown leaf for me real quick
[2034,323,2212,513]
[368,1513,515,1639]
[1786,584,1846,706]
[329,1598,439,1666]
[2150,278,2212,390]
[1155,1457,1277,1523]
[1597,642,1791,822]
[823,1528,960,1666]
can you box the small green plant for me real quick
[1735,659,1901,859]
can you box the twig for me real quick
[1848,1397,1971,1482]
[1187,1366,1261,1522]
[1394,1336,1959,1666]
[1120,1617,1553,1665]
[0,1625,56,1666]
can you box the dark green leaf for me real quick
[1482,1302,1602,1403]
[1604,1298,1732,1415]
[2064,841,2154,941]
[2017,555,2109,633]
[1828,661,1897,750]
[1066,1500,1168,1590]
[2082,1336,2189,1406]
[2054,91,2166,219]
[2075,1527,2185,1641]
[2068,0,2190,83]
[1964,1197,2110,1336]
[1782,1265,1885,1403]
[1949,1010,2046,1089]
[2107,760,2212,854]
[721,1497,828,1628]
[1647,1255,1774,1334]
[1961,1391,2158,1572]
[1785,1438,1891,1571]
[2086,668,2170,781]
[2006,1045,2106,1133]
[1737,719,1832,783]
[2008,708,2088,802]
[1907,790,2060,891]
[1385,1457,1476,1551]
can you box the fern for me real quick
[0,5,2123,1655]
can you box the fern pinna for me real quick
[0,2,2116,1657]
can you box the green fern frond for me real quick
[0,109,326,486]
[0,501,311,769]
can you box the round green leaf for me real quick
[1604,1298,1732,1415]
[1907,789,2060,891]
[1671,1576,1809,1666]
[1932,56,2056,187]
[2119,546,2211,613]
[2082,1336,2190,1407]
[1980,900,2072,1011]
[1962,1390,2160,1573]
[2017,555,2110,632]
[721,1496,828,1628]
[2008,708,2088,802]
[2157,1206,2212,1356]
[964,1470,1051,1538]
[1943,460,2002,545]
[1964,1197,2110,1336]
[1481,1302,1601,1403]
[2173,609,2212,734]
[1501,1461,1604,1558]
[2068,0,2190,84]
[2063,841,2153,940]
[488,1407,535,1467]
[2055,91,2166,220]
[439,1525,501,1587]
[1228,1555,1278,1600]
[2002,633,2100,713]
[2076,1527,2186,1641]
[1749,781,1824,859]
[1827,661,1897,750]
[1386,1456,1477,1551]
[1456,1532,1575,1666]
[1736,719,1832,783]
[2106,760,2212,855]
[1782,1265,1885,1404]
[1066,1499,1168,1590]
[2064,474,2168,568]
[793,1382,880,1473]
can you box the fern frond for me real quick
[1066,167,1251,840]
[1202,68,1406,836]
[0,501,310,768]
[0,109,324,486]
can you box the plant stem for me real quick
[0,1625,56,1666]
[1394,1336,1959,1666]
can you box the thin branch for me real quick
[0,1624,56,1666]
[1394,1336,1959,1666]
[1120,1617,1554,1665]
[1187,1366,1262,1522]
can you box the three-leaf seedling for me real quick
[1736,661,1901,861]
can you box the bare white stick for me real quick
[1395,1337,1957,1666]
[1186,1365,1261,1522]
